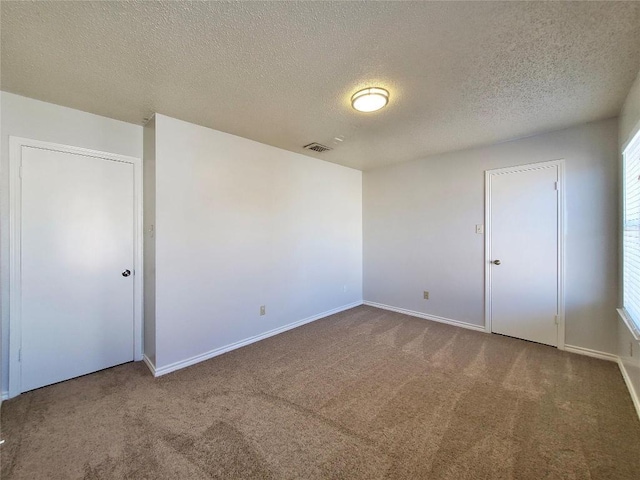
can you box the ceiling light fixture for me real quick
[351,87,389,113]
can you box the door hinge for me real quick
[554,181,558,191]
[19,164,22,179]
[18,348,21,362]
[554,315,560,325]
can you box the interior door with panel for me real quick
[486,161,563,347]
[19,145,135,392]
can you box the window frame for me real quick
[621,128,640,339]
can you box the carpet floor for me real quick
[1,305,639,479]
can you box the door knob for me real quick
[492,260,501,265]
[122,269,131,277]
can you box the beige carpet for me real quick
[2,305,639,479]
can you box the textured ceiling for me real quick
[2,1,640,171]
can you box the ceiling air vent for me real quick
[303,142,332,153]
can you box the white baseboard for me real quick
[564,345,640,421]
[363,300,485,332]
[1,391,8,401]
[618,358,640,421]
[142,354,156,376]
[564,344,618,362]
[152,301,363,377]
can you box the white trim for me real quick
[1,392,8,401]
[564,344,618,362]
[8,137,143,398]
[565,344,640,422]
[618,357,640,421]
[621,118,640,155]
[151,301,363,377]
[142,355,156,376]
[363,301,486,332]
[617,308,640,342]
[621,131,640,339]
[484,159,566,349]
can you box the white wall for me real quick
[364,118,619,354]
[143,117,157,366]
[618,70,640,414]
[2,91,626,403]
[150,114,362,372]
[0,92,143,395]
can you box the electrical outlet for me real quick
[423,291,429,300]
[260,305,266,316]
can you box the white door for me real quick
[486,162,563,347]
[20,146,135,392]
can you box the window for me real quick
[623,129,640,333]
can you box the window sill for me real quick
[618,308,640,342]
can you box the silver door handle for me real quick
[492,260,501,265]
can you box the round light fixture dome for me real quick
[351,87,389,113]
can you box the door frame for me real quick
[484,159,566,349]
[8,136,143,398]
